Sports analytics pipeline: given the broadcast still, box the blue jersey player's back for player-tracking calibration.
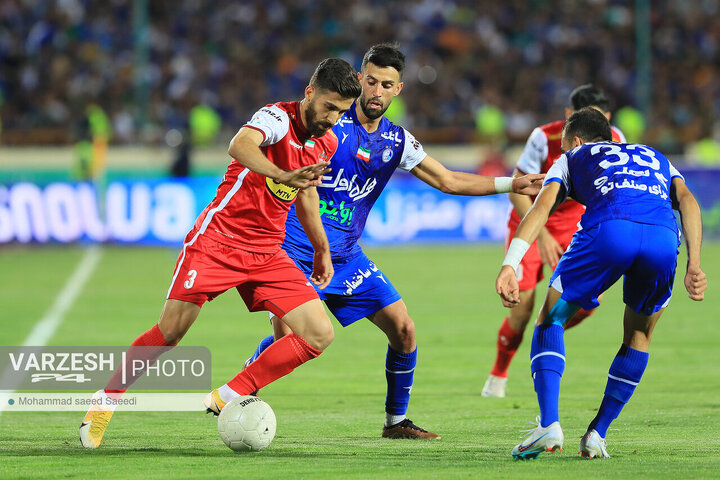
[546,141,683,234]
[283,101,426,260]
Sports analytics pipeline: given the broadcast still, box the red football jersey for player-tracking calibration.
[510,120,625,229]
[187,101,338,253]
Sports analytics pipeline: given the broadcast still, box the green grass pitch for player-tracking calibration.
[1,244,718,479]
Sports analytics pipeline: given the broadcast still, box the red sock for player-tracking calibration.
[490,317,524,378]
[106,324,175,394]
[564,308,594,330]
[227,333,322,395]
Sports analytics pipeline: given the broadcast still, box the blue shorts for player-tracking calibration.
[549,220,679,315]
[291,252,402,327]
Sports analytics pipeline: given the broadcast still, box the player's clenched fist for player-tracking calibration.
[496,265,521,307]
[277,161,331,189]
[684,265,707,301]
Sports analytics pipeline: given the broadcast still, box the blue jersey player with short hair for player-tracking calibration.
[496,107,707,459]
[245,43,545,439]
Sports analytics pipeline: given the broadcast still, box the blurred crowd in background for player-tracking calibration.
[1,0,720,164]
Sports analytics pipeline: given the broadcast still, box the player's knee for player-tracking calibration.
[396,316,415,349]
[158,300,199,344]
[157,318,188,344]
[303,318,334,351]
[157,321,188,344]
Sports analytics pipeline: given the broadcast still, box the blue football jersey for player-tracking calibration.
[283,102,427,261]
[545,141,683,234]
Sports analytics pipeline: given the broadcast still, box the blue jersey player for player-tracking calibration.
[245,44,545,439]
[496,107,707,459]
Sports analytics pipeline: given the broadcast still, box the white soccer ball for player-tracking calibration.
[217,396,277,452]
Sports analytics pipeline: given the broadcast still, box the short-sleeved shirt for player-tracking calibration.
[283,101,427,261]
[545,141,683,234]
[511,120,625,230]
[190,101,340,254]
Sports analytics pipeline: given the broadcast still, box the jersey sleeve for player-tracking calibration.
[668,160,684,180]
[516,127,548,174]
[243,105,290,147]
[611,125,627,143]
[545,153,570,202]
[398,129,427,171]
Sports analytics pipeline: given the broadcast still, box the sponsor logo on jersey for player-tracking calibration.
[319,199,355,225]
[266,176,299,202]
[341,132,349,144]
[382,147,393,163]
[319,168,377,201]
[356,146,371,162]
[289,139,303,150]
[342,262,379,295]
[259,107,283,122]
[381,131,402,143]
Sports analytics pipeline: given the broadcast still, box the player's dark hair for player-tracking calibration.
[361,43,406,78]
[563,107,613,143]
[569,84,610,112]
[309,58,362,99]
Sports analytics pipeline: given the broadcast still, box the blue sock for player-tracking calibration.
[588,344,649,437]
[530,324,565,427]
[249,335,275,363]
[385,346,416,417]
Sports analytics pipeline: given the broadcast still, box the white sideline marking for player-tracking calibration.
[0,246,102,418]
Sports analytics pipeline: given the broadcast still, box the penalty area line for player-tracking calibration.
[0,245,103,418]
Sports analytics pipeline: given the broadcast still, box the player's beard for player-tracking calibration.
[305,99,334,137]
[359,94,387,120]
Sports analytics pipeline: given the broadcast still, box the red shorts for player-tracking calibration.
[166,235,318,317]
[506,220,578,291]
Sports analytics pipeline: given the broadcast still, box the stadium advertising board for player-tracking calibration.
[0,175,509,245]
[1,168,718,245]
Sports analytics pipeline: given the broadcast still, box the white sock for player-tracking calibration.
[218,384,241,403]
[96,390,119,411]
[385,413,406,427]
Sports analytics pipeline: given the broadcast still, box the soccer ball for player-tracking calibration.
[217,396,277,452]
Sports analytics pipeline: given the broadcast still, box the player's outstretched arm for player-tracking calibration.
[496,182,562,307]
[671,178,707,301]
[409,155,545,196]
[295,187,333,289]
[229,127,330,188]
[508,169,564,268]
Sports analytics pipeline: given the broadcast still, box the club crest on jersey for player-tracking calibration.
[382,147,393,163]
[356,146,371,162]
[266,176,299,202]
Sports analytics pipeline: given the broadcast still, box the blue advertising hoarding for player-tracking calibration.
[1,168,719,246]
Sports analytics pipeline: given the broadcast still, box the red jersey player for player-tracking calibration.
[482,85,626,398]
[80,58,361,448]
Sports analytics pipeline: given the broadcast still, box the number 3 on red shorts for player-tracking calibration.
[184,270,198,289]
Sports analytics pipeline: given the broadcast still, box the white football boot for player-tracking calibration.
[511,416,564,460]
[579,429,610,459]
[481,374,507,398]
[79,390,116,449]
